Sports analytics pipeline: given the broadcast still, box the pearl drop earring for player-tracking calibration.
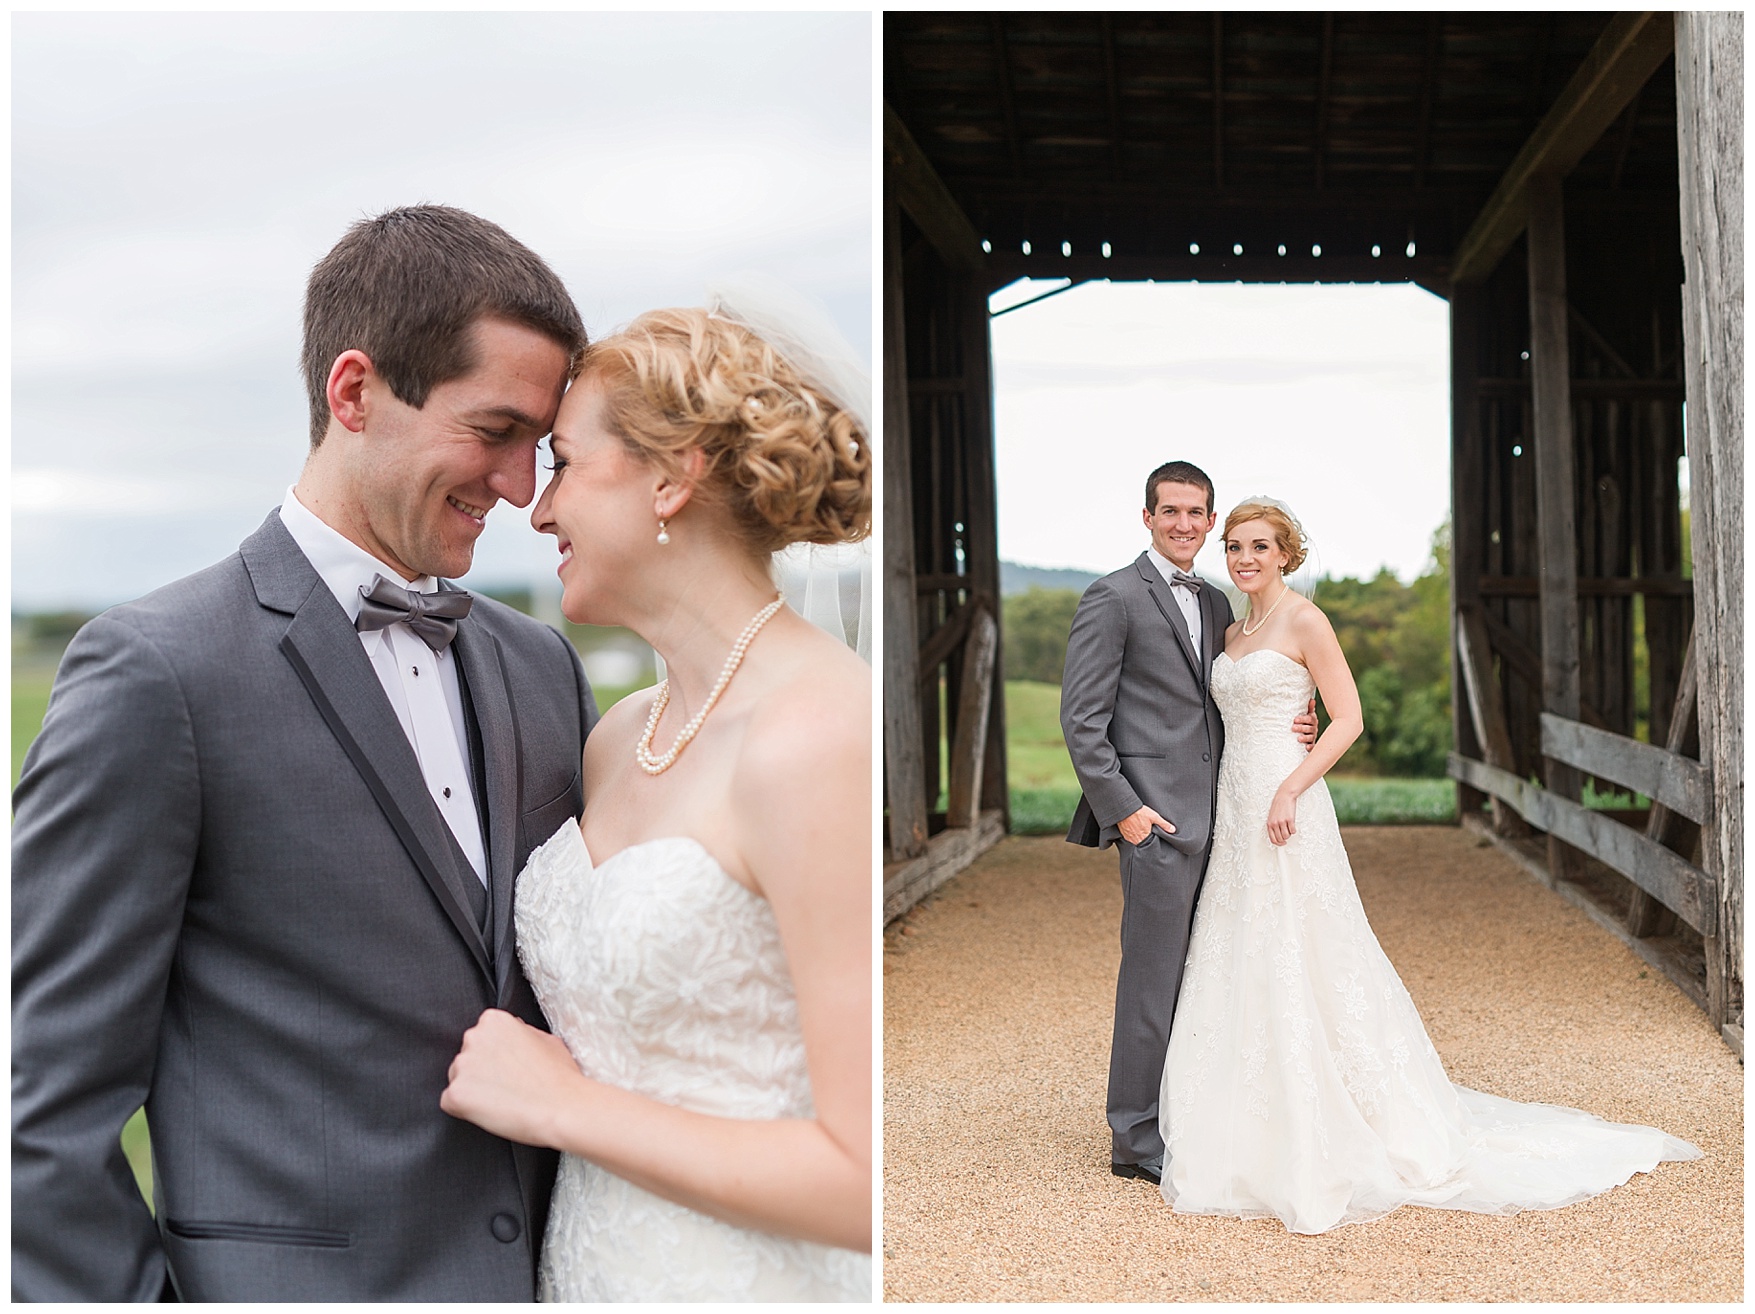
[656,518,671,546]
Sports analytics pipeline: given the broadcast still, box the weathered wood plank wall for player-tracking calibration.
[1674,11,1743,1033]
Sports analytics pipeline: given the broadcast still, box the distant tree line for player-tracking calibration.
[1000,524,1455,778]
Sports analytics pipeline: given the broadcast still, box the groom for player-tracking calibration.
[1061,461,1312,1185]
[13,206,596,1300]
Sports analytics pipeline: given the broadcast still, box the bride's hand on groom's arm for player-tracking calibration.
[441,1009,588,1148]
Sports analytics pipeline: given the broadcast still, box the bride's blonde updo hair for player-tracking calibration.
[574,308,871,555]
[1223,499,1309,575]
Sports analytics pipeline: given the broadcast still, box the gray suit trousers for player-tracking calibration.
[1108,829,1205,1162]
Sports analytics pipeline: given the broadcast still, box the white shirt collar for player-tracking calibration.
[1146,544,1199,591]
[279,485,439,623]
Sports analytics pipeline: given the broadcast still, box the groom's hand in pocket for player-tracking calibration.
[1118,805,1176,846]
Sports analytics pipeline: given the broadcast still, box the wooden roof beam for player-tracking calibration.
[1414,13,1440,191]
[1101,14,1122,181]
[1314,13,1334,190]
[1450,11,1674,284]
[884,102,987,274]
[1211,13,1225,189]
[990,15,1023,179]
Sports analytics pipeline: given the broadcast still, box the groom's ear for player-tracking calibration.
[653,447,708,520]
[325,350,375,436]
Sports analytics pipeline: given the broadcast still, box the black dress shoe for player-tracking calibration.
[1111,1160,1162,1185]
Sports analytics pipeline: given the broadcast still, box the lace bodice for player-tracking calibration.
[1210,647,1316,798]
[514,821,870,1301]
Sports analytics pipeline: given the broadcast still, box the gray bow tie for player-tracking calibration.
[1170,570,1202,594]
[356,574,472,652]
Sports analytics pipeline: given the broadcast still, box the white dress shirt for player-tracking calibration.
[279,488,487,885]
[1147,544,1204,653]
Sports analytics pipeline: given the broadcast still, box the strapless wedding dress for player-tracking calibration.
[515,821,871,1301]
[1159,647,1701,1235]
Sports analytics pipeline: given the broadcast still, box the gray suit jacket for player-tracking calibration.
[12,512,597,1301]
[1060,553,1232,854]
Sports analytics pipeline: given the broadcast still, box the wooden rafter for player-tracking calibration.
[990,14,1022,179]
[1211,13,1225,189]
[1525,13,1557,140]
[1414,13,1440,191]
[1314,12,1334,189]
[884,102,985,273]
[1451,12,1675,284]
[1101,14,1122,181]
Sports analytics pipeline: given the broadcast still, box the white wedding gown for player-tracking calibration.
[1159,648,1701,1235]
[515,821,871,1300]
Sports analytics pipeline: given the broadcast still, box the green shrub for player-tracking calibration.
[1001,587,1083,684]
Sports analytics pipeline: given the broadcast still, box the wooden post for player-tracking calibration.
[959,273,1010,825]
[1675,12,1744,1032]
[1457,606,1531,839]
[1526,174,1584,883]
[1627,626,1698,937]
[946,608,999,830]
[883,182,928,861]
[1449,283,1488,821]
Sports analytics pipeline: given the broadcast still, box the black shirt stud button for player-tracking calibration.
[443,787,452,798]
[491,1213,521,1243]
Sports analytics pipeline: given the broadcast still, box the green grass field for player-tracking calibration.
[1002,678,1458,835]
[13,668,53,790]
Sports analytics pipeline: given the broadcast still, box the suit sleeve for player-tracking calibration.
[12,616,199,1301]
[557,625,599,748]
[1059,578,1142,829]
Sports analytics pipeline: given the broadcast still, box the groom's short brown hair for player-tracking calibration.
[1145,460,1215,516]
[300,205,586,446]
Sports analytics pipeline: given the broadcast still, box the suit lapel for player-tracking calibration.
[1201,581,1226,678]
[245,515,493,986]
[1135,554,1204,687]
[449,615,522,998]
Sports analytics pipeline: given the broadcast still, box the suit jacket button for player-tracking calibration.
[1202,753,1211,762]
[491,1213,521,1243]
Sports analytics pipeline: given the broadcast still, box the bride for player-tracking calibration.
[1158,498,1700,1236]
[439,295,872,1299]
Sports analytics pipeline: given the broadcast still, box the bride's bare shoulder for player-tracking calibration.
[582,684,660,781]
[737,622,871,793]
[1285,594,1342,655]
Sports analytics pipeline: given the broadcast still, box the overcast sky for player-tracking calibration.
[13,11,871,611]
[990,280,1452,585]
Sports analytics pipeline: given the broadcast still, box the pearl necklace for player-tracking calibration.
[635,597,784,775]
[1240,581,1290,637]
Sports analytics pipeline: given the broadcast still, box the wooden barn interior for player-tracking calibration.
[882,11,1742,1050]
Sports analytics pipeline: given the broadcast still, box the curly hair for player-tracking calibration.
[575,308,870,555]
[1223,499,1308,575]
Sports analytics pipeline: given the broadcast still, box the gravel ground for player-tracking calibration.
[882,827,1742,1302]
